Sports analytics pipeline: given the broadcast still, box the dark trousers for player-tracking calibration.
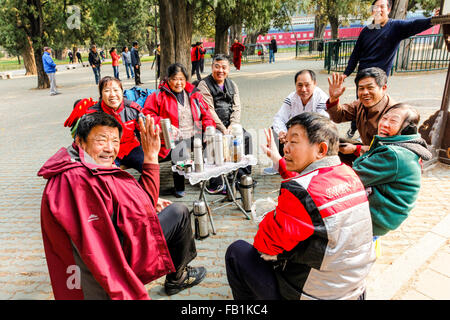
[114,146,144,173]
[160,138,194,192]
[225,240,281,300]
[159,203,197,280]
[191,61,201,81]
[225,240,367,300]
[134,65,141,85]
[92,66,101,84]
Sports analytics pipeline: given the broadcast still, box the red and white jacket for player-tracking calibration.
[254,156,376,300]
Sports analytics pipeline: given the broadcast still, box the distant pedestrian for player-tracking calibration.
[269,36,277,63]
[100,49,106,62]
[89,45,102,85]
[110,47,121,80]
[151,44,161,79]
[122,46,134,79]
[131,41,143,85]
[230,39,245,71]
[190,42,202,81]
[76,51,83,65]
[199,43,206,73]
[42,47,60,96]
[68,50,73,64]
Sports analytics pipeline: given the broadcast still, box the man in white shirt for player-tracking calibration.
[264,70,329,175]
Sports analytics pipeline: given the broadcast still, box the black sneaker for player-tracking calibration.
[164,266,207,296]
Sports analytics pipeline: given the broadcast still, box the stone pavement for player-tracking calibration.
[0,53,448,300]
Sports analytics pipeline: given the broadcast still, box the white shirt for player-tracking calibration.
[272,86,329,135]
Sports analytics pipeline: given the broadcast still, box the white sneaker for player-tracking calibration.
[263,167,279,175]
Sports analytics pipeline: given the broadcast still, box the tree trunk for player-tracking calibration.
[21,36,37,75]
[313,14,326,39]
[389,0,408,19]
[230,23,243,44]
[73,46,78,63]
[328,14,339,39]
[159,0,194,80]
[26,0,49,89]
[214,13,231,55]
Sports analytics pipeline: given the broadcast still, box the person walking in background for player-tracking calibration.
[76,50,83,65]
[122,46,135,79]
[131,41,143,85]
[199,42,206,73]
[190,42,202,81]
[109,47,121,80]
[269,36,277,63]
[230,39,245,71]
[151,44,161,80]
[42,46,60,96]
[89,45,102,85]
[68,50,73,64]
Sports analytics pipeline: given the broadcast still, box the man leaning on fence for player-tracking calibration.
[342,0,439,138]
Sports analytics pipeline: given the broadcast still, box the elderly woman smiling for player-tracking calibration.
[86,76,145,172]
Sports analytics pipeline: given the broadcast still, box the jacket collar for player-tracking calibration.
[101,100,124,116]
[300,155,341,176]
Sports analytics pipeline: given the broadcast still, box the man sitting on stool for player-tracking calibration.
[197,54,253,193]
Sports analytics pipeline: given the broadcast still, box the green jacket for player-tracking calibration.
[352,134,431,236]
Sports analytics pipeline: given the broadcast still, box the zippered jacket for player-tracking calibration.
[42,51,56,73]
[254,156,376,300]
[38,143,175,300]
[352,134,432,236]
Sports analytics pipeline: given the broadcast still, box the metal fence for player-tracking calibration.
[295,39,328,60]
[241,43,270,63]
[323,34,449,74]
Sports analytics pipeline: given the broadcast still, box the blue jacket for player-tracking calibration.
[42,51,56,73]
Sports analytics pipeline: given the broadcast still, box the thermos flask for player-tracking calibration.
[193,138,204,172]
[205,126,216,165]
[214,132,224,166]
[193,200,210,240]
[161,118,175,149]
[239,175,254,212]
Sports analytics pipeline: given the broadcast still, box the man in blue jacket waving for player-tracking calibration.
[42,47,60,96]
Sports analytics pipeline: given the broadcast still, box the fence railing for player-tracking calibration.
[240,43,270,63]
[323,34,449,74]
[296,39,328,60]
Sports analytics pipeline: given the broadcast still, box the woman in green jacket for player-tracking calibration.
[352,103,432,236]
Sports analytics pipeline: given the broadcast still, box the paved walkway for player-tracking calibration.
[0,53,448,300]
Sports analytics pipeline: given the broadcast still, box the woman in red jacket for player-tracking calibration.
[143,63,216,197]
[110,47,121,80]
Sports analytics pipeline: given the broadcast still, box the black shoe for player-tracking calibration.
[347,128,356,138]
[160,187,185,198]
[164,266,207,296]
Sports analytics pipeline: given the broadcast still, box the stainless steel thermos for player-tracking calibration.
[239,175,254,212]
[214,133,224,166]
[193,138,204,172]
[193,200,210,239]
[205,126,216,165]
[160,118,175,149]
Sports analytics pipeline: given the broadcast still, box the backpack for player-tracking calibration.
[124,86,155,107]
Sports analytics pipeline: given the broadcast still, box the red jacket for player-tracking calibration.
[191,46,200,62]
[38,143,175,300]
[86,100,142,159]
[111,51,120,67]
[142,81,216,159]
[230,42,245,59]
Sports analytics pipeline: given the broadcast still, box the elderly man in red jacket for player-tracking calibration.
[38,112,206,299]
[225,112,375,300]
